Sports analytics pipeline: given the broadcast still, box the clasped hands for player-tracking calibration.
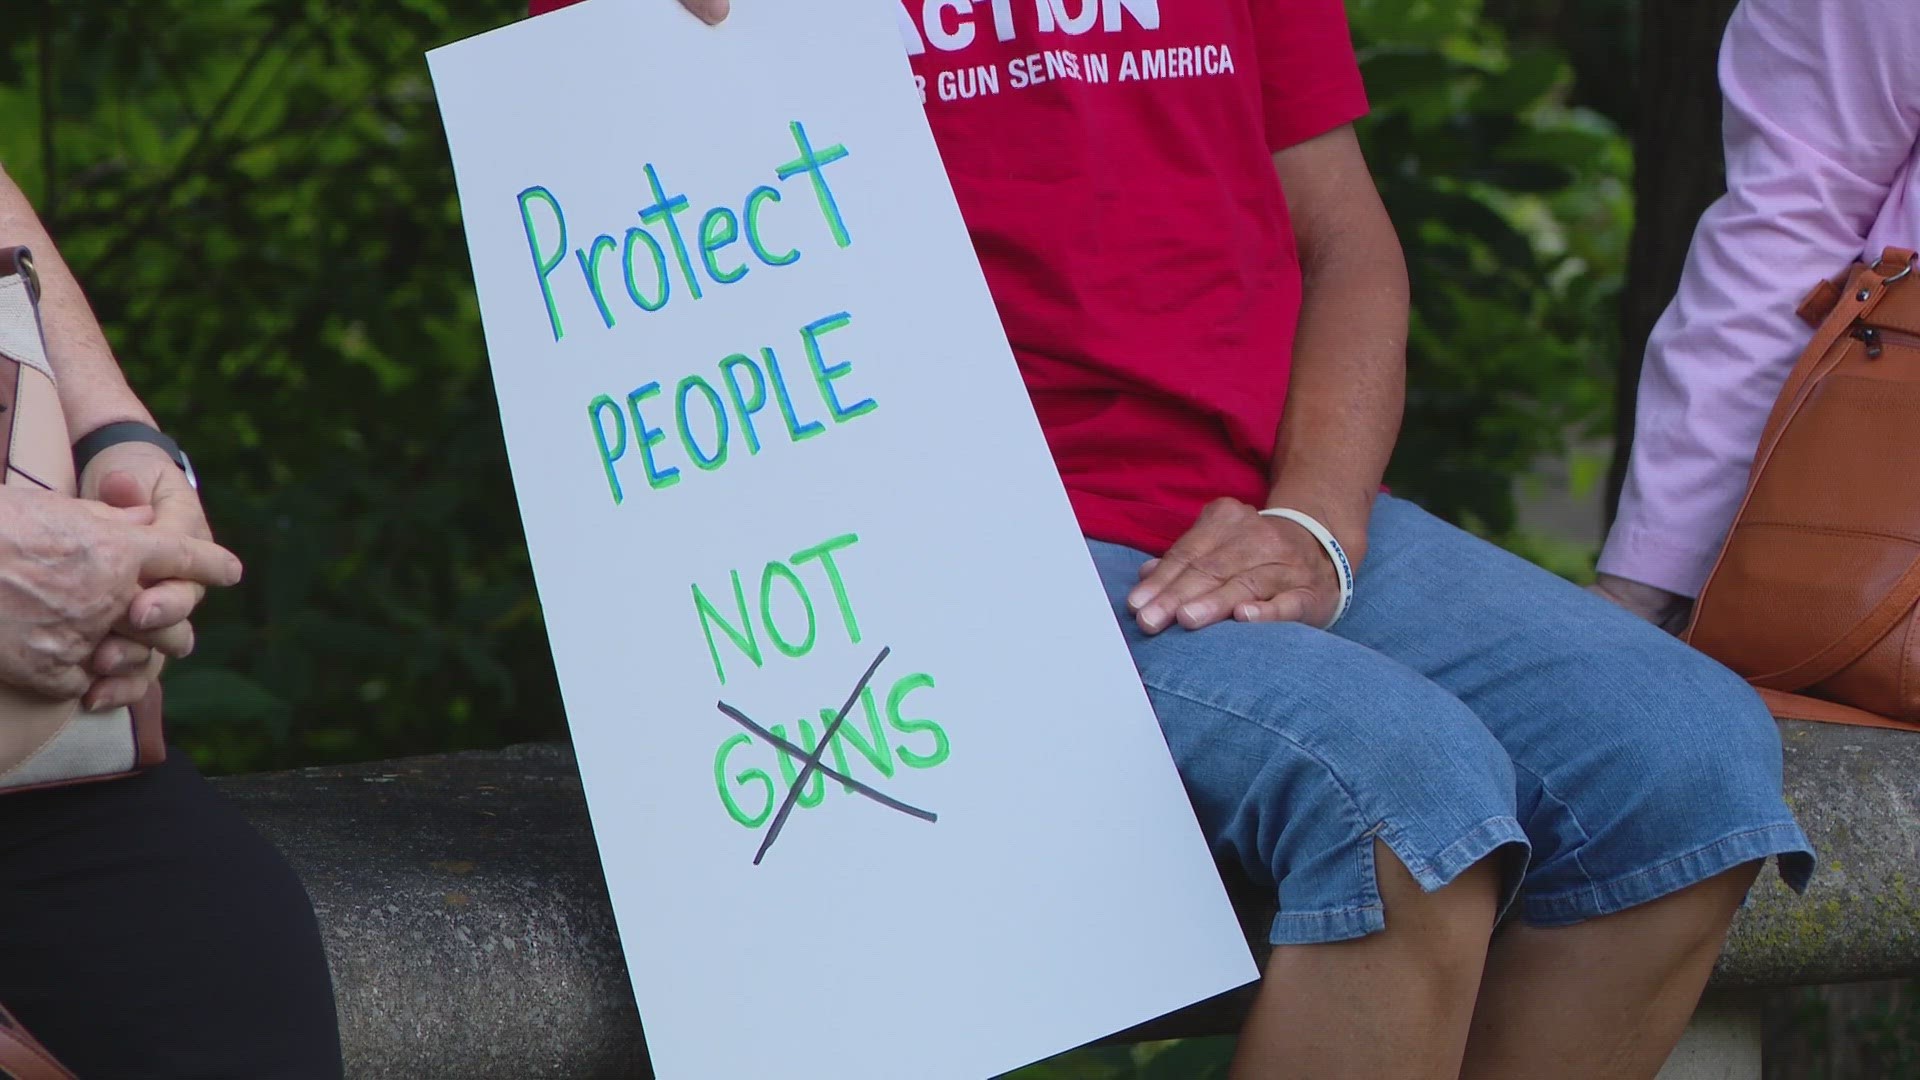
[0,442,241,711]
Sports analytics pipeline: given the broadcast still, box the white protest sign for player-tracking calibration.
[427,2,1256,1076]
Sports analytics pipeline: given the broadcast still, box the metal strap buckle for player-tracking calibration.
[1873,253,1915,285]
[15,251,38,304]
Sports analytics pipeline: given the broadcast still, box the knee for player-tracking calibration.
[1693,859,1764,922]
[1645,859,1764,960]
[1374,838,1501,980]
[1646,734,1770,812]
[1608,653,1786,813]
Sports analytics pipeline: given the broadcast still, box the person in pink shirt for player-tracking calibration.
[1598,0,1920,628]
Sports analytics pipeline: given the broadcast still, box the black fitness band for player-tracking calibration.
[72,421,197,491]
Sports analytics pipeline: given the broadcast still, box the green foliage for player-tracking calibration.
[0,0,546,771]
[0,0,1628,777]
[1353,0,1629,541]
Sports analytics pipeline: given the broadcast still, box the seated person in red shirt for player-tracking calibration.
[539,1,1815,1076]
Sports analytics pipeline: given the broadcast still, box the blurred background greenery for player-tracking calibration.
[8,0,1893,1076]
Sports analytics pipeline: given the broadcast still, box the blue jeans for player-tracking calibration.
[1088,496,1814,945]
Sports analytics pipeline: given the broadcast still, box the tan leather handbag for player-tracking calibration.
[1687,246,1920,731]
[0,245,166,791]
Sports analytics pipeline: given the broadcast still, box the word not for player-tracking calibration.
[694,533,865,684]
[717,646,938,863]
[695,533,953,830]
[899,0,1160,54]
[518,120,852,342]
[587,312,874,504]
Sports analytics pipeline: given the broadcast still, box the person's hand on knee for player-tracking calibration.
[1127,498,1349,634]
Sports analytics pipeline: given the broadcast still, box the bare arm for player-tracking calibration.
[0,168,232,708]
[1128,124,1407,633]
[0,167,155,438]
[1264,123,1408,564]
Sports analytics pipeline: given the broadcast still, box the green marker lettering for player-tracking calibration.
[773,719,827,809]
[826,687,894,793]
[638,163,703,301]
[699,207,748,285]
[622,226,671,312]
[715,734,775,828]
[759,560,817,659]
[775,121,853,248]
[761,346,825,442]
[573,234,620,329]
[588,394,628,505]
[517,186,569,342]
[801,312,876,422]
[675,375,730,472]
[720,353,768,455]
[625,382,681,490]
[693,571,761,685]
[743,185,800,267]
[888,673,949,769]
[790,533,862,644]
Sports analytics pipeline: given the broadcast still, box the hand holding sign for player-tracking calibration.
[677,0,730,24]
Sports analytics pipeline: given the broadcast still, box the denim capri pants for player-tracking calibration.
[1089,495,1814,945]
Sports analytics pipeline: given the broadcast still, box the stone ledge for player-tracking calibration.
[211,719,1920,1078]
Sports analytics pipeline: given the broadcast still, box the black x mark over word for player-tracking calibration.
[717,645,938,865]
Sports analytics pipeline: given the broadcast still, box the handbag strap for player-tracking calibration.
[1749,556,1920,691]
[1687,248,1918,652]
[0,247,50,381]
[1762,248,1913,460]
[1758,686,1920,731]
[0,248,37,487]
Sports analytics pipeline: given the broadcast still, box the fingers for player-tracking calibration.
[133,532,243,594]
[95,469,152,510]
[1156,567,1250,632]
[1174,570,1294,631]
[82,653,162,712]
[89,635,155,678]
[1129,551,1219,633]
[1128,531,1225,630]
[84,499,156,526]
[111,610,196,658]
[681,0,730,24]
[1127,500,1340,634]
[1233,588,1323,626]
[124,579,209,635]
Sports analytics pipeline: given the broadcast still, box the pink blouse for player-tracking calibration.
[1598,0,1920,596]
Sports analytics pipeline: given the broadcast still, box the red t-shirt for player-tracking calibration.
[527,0,1368,554]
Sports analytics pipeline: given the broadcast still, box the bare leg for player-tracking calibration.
[1230,839,1502,1080]
[1461,862,1762,1080]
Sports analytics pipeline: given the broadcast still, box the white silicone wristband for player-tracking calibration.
[1258,508,1355,629]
